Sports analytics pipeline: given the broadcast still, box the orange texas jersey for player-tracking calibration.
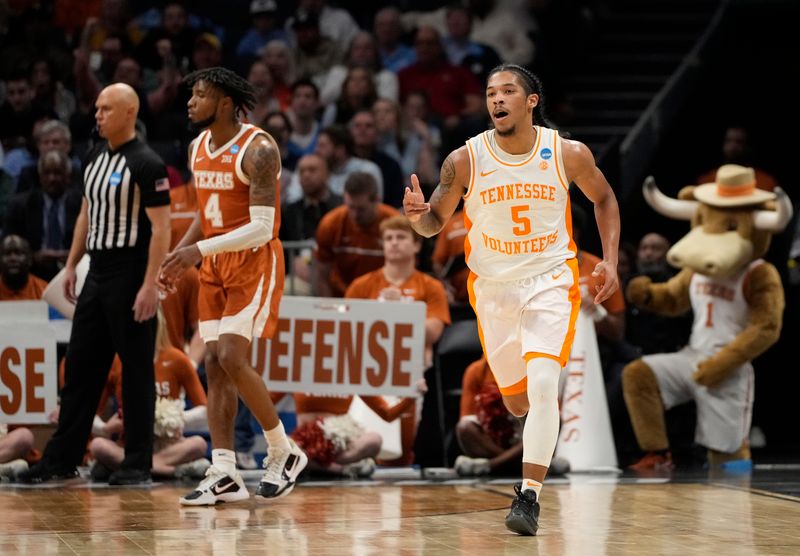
[191,123,281,239]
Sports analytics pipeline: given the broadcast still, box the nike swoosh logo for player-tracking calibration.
[281,454,298,481]
[552,270,566,280]
[480,169,498,177]
[196,157,205,162]
[209,477,238,496]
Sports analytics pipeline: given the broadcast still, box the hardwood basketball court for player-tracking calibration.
[1,468,799,555]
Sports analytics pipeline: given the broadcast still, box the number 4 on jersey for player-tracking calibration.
[204,192,223,228]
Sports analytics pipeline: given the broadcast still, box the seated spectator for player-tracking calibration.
[0,72,51,155]
[72,28,132,111]
[345,215,451,464]
[4,151,82,280]
[286,125,383,204]
[321,67,378,128]
[0,235,48,301]
[320,31,399,106]
[697,125,778,192]
[373,7,416,73]
[261,39,296,110]
[314,172,398,297]
[398,26,483,135]
[29,57,77,124]
[624,233,691,358]
[466,0,536,66]
[442,3,501,83]
[262,111,300,198]
[349,110,404,208]
[286,0,359,54]
[285,78,322,158]
[191,32,223,72]
[16,120,82,193]
[245,60,281,127]
[453,356,569,477]
[287,392,416,477]
[402,90,443,152]
[236,0,290,60]
[280,154,343,294]
[454,357,521,476]
[373,98,439,187]
[0,425,36,480]
[135,2,198,73]
[80,1,144,54]
[88,311,210,481]
[290,11,342,88]
[346,215,450,367]
[401,0,537,67]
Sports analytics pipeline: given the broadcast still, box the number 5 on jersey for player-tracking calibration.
[511,204,532,236]
[204,192,223,228]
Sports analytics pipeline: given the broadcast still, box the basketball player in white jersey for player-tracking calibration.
[404,64,621,535]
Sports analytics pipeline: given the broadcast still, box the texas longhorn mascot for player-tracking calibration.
[623,164,792,469]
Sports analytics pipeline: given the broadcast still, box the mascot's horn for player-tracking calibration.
[753,187,794,232]
[642,176,698,221]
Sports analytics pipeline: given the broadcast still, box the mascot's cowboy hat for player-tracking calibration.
[693,164,775,207]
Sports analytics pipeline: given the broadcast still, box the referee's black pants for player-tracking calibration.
[44,255,156,472]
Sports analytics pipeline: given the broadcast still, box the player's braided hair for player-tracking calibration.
[183,67,256,118]
[487,64,558,129]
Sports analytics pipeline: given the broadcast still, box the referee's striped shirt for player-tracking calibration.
[82,137,170,255]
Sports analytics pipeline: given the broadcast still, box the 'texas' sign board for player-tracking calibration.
[251,296,426,397]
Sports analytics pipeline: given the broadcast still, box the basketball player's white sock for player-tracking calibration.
[522,356,562,495]
[211,449,237,477]
[264,421,291,452]
[521,478,543,499]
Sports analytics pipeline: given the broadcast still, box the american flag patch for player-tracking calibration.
[155,177,170,192]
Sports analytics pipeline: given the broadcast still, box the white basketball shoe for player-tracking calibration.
[179,464,250,506]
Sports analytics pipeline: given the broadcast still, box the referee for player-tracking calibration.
[20,83,172,486]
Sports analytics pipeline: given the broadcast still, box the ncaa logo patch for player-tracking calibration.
[230,144,240,154]
[540,148,552,160]
[109,172,122,186]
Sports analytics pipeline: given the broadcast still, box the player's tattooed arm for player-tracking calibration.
[406,148,468,237]
[243,136,281,208]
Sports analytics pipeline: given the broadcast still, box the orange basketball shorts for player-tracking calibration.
[197,240,285,343]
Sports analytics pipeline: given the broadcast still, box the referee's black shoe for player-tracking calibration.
[505,482,540,536]
[17,460,79,484]
[109,467,152,486]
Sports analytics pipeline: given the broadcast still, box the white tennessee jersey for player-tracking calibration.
[689,260,763,356]
[462,126,576,280]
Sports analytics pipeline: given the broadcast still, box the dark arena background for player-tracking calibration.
[0,0,798,553]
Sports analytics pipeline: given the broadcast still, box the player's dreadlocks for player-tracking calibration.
[487,64,558,130]
[184,67,256,118]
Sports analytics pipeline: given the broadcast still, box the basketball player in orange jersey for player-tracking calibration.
[158,67,307,505]
[404,64,621,535]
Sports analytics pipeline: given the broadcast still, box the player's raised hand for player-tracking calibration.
[403,174,430,222]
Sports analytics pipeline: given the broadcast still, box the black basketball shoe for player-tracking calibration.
[109,467,151,486]
[505,482,540,536]
[17,460,79,484]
